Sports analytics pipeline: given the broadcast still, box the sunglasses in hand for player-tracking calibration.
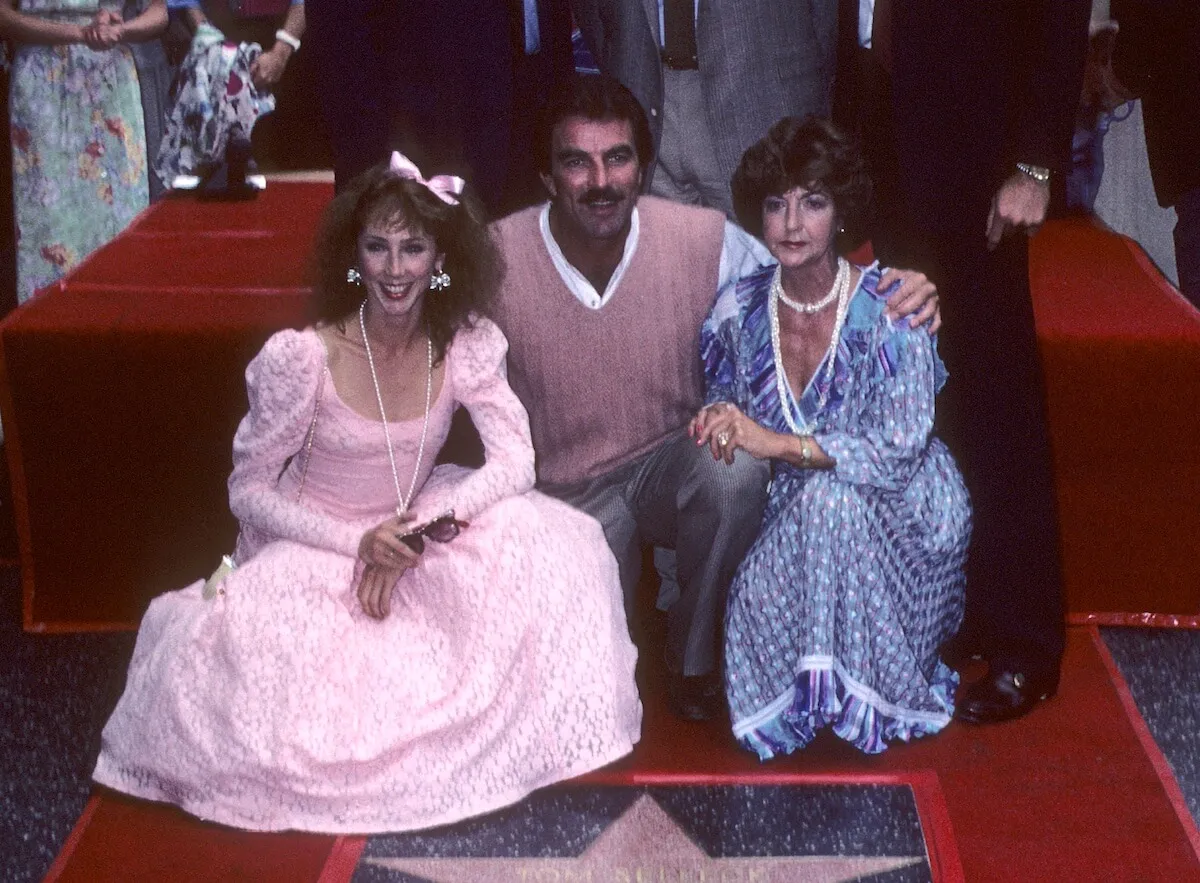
[398,511,468,553]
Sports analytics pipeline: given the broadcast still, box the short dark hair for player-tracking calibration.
[731,116,871,247]
[311,163,503,363]
[534,75,655,176]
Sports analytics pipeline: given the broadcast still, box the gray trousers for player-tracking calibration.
[541,430,769,677]
[650,69,734,216]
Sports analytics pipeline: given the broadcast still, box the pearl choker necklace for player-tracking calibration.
[768,258,853,435]
[772,257,851,314]
[358,302,433,518]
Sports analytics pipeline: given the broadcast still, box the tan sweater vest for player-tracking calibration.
[490,197,725,485]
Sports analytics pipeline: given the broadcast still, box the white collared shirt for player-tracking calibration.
[538,203,772,310]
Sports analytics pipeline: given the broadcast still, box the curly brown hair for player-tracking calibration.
[311,162,504,363]
[731,116,871,250]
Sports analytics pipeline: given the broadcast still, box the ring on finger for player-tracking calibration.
[716,431,731,447]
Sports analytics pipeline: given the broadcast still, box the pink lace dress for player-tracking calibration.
[93,319,642,833]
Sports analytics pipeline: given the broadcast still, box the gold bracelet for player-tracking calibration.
[800,436,813,464]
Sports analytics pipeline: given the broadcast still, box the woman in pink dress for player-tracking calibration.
[93,153,642,833]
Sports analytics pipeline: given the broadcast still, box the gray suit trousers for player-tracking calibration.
[541,429,769,677]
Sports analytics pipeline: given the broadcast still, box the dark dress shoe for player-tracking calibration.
[667,674,721,722]
[939,631,986,670]
[955,669,1056,725]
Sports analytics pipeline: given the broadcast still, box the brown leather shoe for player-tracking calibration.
[955,669,1056,725]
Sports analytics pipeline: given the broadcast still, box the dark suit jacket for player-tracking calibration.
[306,0,572,210]
[1112,0,1200,207]
[845,0,1090,232]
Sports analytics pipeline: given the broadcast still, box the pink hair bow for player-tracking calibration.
[387,151,465,206]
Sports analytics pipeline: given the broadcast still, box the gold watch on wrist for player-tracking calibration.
[1016,162,1051,184]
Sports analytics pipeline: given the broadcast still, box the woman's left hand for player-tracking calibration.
[250,44,291,91]
[82,9,124,50]
[689,403,780,464]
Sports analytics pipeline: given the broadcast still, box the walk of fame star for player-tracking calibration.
[363,794,924,882]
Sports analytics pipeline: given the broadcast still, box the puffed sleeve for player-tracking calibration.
[700,280,743,408]
[430,318,536,522]
[227,330,365,557]
[814,319,944,492]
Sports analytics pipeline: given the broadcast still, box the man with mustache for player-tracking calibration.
[489,76,938,720]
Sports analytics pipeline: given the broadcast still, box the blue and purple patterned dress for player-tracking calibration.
[704,262,971,756]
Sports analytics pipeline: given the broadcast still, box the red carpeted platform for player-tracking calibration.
[0,184,328,631]
[1029,218,1200,620]
[43,627,1200,882]
[1,185,1197,630]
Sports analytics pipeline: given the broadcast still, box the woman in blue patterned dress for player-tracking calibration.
[2,0,165,303]
[690,116,971,756]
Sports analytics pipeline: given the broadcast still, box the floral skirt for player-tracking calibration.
[154,23,275,183]
[10,41,148,302]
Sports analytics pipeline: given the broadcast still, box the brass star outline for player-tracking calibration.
[364,793,925,882]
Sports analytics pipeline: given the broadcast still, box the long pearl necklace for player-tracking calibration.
[773,255,850,314]
[769,258,853,436]
[358,302,433,518]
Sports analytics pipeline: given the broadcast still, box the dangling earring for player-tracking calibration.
[430,269,451,291]
[346,267,362,285]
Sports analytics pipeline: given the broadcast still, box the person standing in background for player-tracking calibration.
[1111,0,1200,307]
[304,0,573,216]
[571,0,836,215]
[836,0,1091,723]
[2,0,167,303]
[124,0,172,199]
[169,0,304,95]
[154,0,304,184]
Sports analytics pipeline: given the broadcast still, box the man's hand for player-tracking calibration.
[249,43,292,91]
[986,171,1050,251]
[880,267,941,334]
